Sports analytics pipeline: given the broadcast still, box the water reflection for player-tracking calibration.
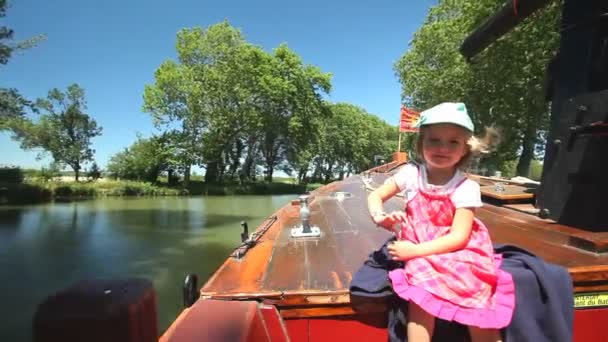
[0,194,294,341]
[0,208,24,228]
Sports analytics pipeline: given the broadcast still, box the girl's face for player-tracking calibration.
[421,124,470,171]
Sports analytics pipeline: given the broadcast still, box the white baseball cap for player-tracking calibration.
[414,102,474,132]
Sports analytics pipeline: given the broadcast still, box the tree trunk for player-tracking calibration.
[74,164,80,182]
[242,138,257,181]
[516,106,543,177]
[217,153,226,183]
[265,165,274,182]
[312,159,323,183]
[516,128,535,177]
[262,139,277,183]
[323,161,333,183]
[183,164,191,188]
[205,161,219,183]
[338,163,345,180]
[167,169,176,186]
[242,156,254,181]
[297,167,307,184]
[228,141,243,181]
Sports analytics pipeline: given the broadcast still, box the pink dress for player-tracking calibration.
[388,167,515,329]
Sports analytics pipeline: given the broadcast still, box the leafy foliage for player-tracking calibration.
[37,163,61,182]
[106,136,171,182]
[394,0,561,176]
[0,88,36,128]
[0,0,44,130]
[143,22,335,183]
[0,166,23,183]
[87,162,101,180]
[311,103,397,182]
[8,84,102,181]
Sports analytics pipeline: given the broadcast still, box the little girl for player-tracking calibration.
[367,102,514,342]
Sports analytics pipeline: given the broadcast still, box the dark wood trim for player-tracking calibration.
[460,0,553,59]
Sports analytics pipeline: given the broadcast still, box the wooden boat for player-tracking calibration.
[159,0,608,341]
[158,154,607,342]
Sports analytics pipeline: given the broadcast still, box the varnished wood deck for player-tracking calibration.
[200,172,608,318]
[480,184,535,200]
[468,174,537,201]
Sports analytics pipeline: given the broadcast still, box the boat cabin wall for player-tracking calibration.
[536,0,608,231]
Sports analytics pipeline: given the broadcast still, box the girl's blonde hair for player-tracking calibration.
[415,126,501,170]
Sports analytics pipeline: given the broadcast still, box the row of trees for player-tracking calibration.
[395,0,561,176]
[106,22,397,185]
[3,0,562,185]
[2,4,396,186]
[107,101,397,185]
[125,0,562,184]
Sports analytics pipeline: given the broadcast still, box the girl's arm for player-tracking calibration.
[367,178,406,229]
[388,207,474,260]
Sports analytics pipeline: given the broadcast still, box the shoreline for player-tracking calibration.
[0,178,320,205]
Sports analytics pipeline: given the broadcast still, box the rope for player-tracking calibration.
[230,215,278,259]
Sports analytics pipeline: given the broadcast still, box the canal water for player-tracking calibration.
[0,195,294,341]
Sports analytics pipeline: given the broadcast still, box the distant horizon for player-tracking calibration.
[1,0,436,170]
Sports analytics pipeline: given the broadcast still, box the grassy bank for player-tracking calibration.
[0,178,321,205]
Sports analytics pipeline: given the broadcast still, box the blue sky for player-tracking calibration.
[1,0,436,169]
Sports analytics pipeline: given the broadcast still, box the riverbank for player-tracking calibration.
[0,178,320,205]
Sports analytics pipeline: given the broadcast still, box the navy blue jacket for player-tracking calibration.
[350,239,573,342]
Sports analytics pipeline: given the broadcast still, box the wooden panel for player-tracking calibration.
[280,305,359,319]
[482,209,598,266]
[262,176,393,293]
[481,204,608,255]
[315,180,394,285]
[200,171,608,310]
[503,203,540,215]
[200,205,299,297]
[257,216,311,291]
[478,204,608,290]
[297,199,350,290]
[480,184,535,200]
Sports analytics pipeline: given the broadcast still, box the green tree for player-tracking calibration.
[310,103,397,183]
[144,22,250,184]
[0,0,44,127]
[106,135,171,183]
[258,44,332,182]
[0,0,43,65]
[9,84,102,181]
[144,22,332,184]
[394,0,561,176]
[0,0,11,64]
[0,88,36,127]
[87,161,101,180]
[37,162,61,182]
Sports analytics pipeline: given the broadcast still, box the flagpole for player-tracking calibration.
[397,131,402,152]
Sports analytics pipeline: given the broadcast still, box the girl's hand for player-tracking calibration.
[371,210,408,231]
[387,240,419,261]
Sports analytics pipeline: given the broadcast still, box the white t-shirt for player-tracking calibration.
[392,163,482,209]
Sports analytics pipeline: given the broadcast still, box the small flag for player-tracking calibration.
[399,106,420,132]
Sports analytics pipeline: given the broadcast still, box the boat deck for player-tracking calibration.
[200,172,608,317]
